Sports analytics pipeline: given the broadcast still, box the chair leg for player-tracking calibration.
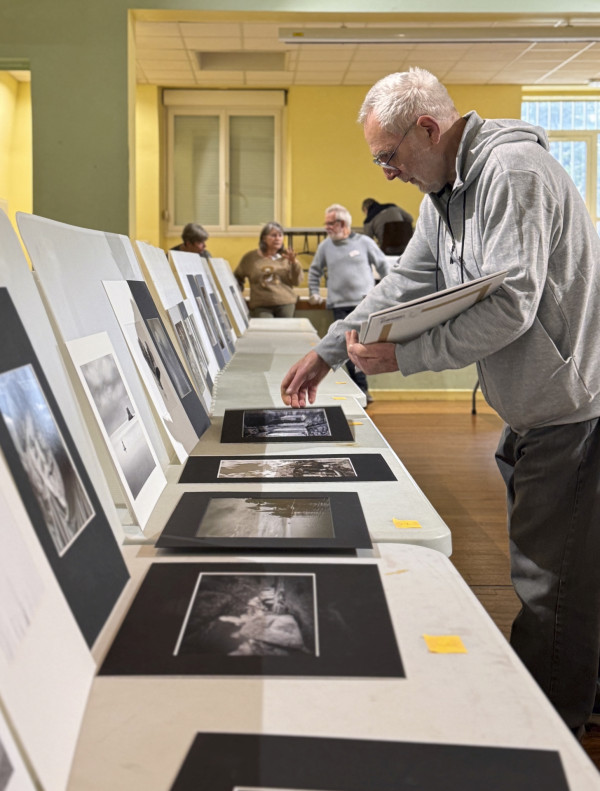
[471,378,480,415]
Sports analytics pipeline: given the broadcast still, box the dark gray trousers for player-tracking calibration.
[495,419,600,728]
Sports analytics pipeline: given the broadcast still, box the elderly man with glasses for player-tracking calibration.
[282,67,600,739]
[307,203,390,403]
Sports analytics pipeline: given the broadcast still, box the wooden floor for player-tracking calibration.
[367,397,600,769]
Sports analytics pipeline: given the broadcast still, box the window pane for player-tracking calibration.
[229,116,274,225]
[549,140,587,201]
[174,116,220,226]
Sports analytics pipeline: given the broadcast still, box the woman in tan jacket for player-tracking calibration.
[234,222,303,318]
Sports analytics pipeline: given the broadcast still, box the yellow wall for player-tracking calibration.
[135,84,161,246]
[144,82,525,266]
[0,73,32,231]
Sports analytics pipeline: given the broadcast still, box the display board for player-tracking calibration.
[0,288,129,647]
[16,212,171,469]
[208,256,249,336]
[0,210,124,542]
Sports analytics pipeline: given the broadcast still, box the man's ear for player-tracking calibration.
[417,115,441,144]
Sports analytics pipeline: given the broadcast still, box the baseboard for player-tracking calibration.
[370,389,475,401]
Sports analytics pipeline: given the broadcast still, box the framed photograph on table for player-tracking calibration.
[178,453,397,483]
[220,406,354,443]
[155,491,372,551]
[99,561,403,678]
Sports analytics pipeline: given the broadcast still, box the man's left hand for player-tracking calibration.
[345,330,399,374]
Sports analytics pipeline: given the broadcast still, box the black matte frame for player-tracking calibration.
[220,406,354,443]
[170,733,569,791]
[0,288,129,647]
[99,562,403,678]
[178,453,396,484]
[155,491,372,550]
[127,279,211,439]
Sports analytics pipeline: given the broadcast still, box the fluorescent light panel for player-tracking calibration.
[278,27,600,44]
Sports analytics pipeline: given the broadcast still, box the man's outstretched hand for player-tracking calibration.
[280,350,331,408]
[345,330,399,374]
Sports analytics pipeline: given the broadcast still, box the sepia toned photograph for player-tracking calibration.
[178,453,396,484]
[146,317,192,399]
[196,496,334,539]
[242,408,331,439]
[174,572,318,658]
[0,364,94,556]
[79,352,157,499]
[217,456,357,479]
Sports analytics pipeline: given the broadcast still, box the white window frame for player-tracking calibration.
[546,130,598,227]
[163,90,285,237]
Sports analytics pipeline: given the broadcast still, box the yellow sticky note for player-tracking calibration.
[423,634,467,654]
[393,519,422,529]
[348,420,363,426]
[332,396,346,400]
[385,569,409,576]
[335,380,348,385]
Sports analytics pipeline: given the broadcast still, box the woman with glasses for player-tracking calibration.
[234,222,303,319]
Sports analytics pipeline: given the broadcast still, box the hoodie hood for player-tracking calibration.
[455,111,550,192]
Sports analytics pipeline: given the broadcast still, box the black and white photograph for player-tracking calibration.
[67,333,167,529]
[199,496,333,539]
[178,453,397,484]
[155,491,371,551]
[0,288,129,648]
[217,456,357,479]
[170,733,570,791]
[147,317,191,400]
[0,476,44,663]
[79,353,158,499]
[0,736,12,791]
[125,280,211,441]
[220,406,354,444]
[243,408,330,439]
[99,561,401,677]
[0,364,94,557]
[187,273,228,368]
[174,572,318,658]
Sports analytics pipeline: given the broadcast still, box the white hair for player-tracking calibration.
[358,67,458,134]
[325,203,352,228]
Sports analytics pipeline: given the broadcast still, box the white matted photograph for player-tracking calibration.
[67,332,166,530]
[217,456,357,479]
[0,364,94,557]
[174,572,318,658]
[243,408,331,439]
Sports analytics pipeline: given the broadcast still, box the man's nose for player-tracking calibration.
[383,168,398,181]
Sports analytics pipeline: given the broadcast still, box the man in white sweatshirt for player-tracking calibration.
[308,203,389,401]
[281,67,600,736]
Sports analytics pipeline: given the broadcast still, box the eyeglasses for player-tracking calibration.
[372,122,416,171]
[324,220,342,227]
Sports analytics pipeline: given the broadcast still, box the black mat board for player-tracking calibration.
[0,288,129,647]
[220,406,354,444]
[127,279,210,439]
[99,561,403,678]
[170,733,569,791]
[155,491,372,551]
[178,453,396,483]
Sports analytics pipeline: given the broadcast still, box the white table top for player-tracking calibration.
[67,542,600,791]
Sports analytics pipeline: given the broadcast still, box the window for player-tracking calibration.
[164,90,284,234]
[521,99,600,234]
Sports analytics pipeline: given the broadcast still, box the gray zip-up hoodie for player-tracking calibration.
[315,111,600,433]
